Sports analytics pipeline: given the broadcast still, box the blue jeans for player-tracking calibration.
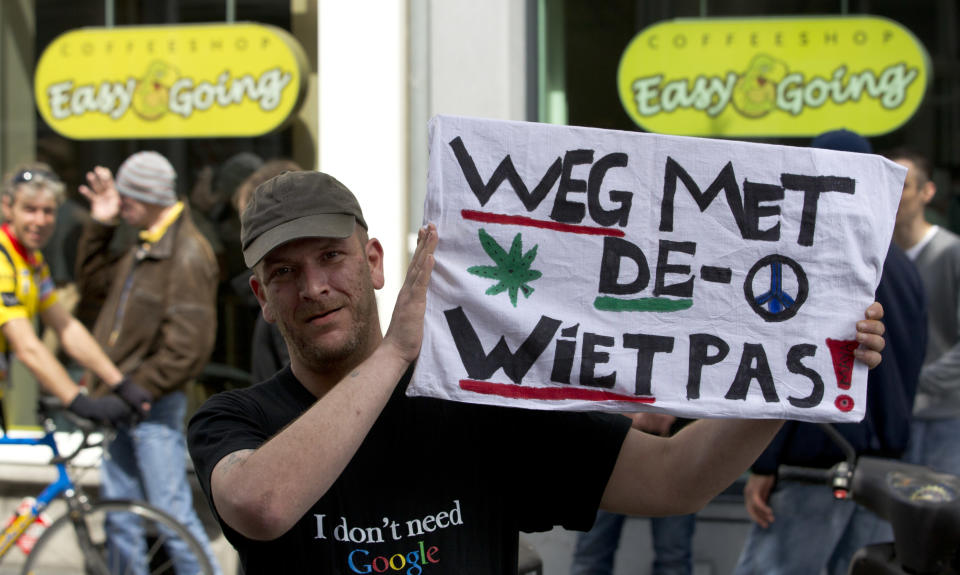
[570,510,696,575]
[101,391,222,575]
[733,480,893,575]
[905,417,960,477]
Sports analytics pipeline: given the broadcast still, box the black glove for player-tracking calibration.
[114,378,153,419]
[68,393,136,427]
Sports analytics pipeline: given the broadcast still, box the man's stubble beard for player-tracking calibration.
[279,277,380,373]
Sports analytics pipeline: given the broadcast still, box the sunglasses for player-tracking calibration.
[11,169,60,186]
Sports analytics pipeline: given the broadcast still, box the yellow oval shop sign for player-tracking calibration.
[617,17,930,137]
[34,23,307,139]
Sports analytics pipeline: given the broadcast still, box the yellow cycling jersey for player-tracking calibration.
[0,224,58,358]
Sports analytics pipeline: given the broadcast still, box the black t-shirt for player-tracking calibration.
[188,367,630,574]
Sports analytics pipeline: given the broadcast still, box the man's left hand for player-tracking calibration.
[854,301,885,369]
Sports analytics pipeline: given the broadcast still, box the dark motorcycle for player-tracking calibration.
[779,423,960,574]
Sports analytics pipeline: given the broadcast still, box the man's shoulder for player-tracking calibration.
[933,226,960,247]
[171,213,218,268]
[204,373,291,408]
[917,227,960,270]
[194,368,310,423]
[0,235,23,274]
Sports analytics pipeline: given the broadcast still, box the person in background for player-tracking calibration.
[570,413,697,575]
[191,151,264,284]
[232,159,300,383]
[0,162,140,428]
[191,152,264,373]
[733,130,927,575]
[75,151,222,575]
[186,170,886,573]
[886,147,960,478]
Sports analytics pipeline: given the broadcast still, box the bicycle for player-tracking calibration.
[779,423,960,574]
[0,397,214,575]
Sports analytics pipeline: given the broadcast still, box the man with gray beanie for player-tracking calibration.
[186,170,886,574]
[76,150,222,574]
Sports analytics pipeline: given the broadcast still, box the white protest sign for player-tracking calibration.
[408,115,904,422]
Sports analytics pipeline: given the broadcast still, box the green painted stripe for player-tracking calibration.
[593,296,693,312]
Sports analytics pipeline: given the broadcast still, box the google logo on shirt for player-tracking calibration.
[347,541,440,575]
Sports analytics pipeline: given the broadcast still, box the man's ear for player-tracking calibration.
[249,272,276,324]
[921,180,937,206]
[365,238,385,290]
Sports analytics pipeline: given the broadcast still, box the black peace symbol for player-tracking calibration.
[743,254,809,322]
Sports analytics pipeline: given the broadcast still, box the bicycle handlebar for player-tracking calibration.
[36,396,106,465]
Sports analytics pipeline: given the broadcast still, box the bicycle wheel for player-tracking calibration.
[22,499,214,575]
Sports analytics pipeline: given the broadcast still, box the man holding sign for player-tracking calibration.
[188,118,887,574]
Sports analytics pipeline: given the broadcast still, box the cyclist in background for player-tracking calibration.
[0,162,142,429]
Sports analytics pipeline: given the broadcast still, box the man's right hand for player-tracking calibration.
[115,378,152,419]
[67,393,136,427]
[743,473,776,528]
[78,166,122,224]
[382,223,438,363]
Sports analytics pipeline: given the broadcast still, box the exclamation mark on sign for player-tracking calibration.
[826,338,859,412]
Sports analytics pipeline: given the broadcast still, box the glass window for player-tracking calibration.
[0,0,307,429]
[538,0,960,226]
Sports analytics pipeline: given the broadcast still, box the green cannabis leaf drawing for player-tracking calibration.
[467,228,542,307]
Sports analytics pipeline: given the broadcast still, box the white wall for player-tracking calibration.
[428,0,528,120]
[317,0,529,327]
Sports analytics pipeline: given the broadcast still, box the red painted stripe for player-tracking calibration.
[461,210,625,237]
[460,379,655,403]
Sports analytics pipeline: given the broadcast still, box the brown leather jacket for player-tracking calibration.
[76,208,218,398]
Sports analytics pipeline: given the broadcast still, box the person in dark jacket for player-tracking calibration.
[733,130,928,575]
[76,151,223,574]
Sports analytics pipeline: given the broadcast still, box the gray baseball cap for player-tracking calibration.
[240,171,368,268]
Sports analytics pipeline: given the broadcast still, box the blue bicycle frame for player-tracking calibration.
[0,429,76,557]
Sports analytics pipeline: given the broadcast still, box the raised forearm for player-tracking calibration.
[74,221,120,303]
[211,344,411,540]
[212,225,437,540]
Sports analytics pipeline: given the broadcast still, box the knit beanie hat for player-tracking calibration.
[115,151,177,206]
